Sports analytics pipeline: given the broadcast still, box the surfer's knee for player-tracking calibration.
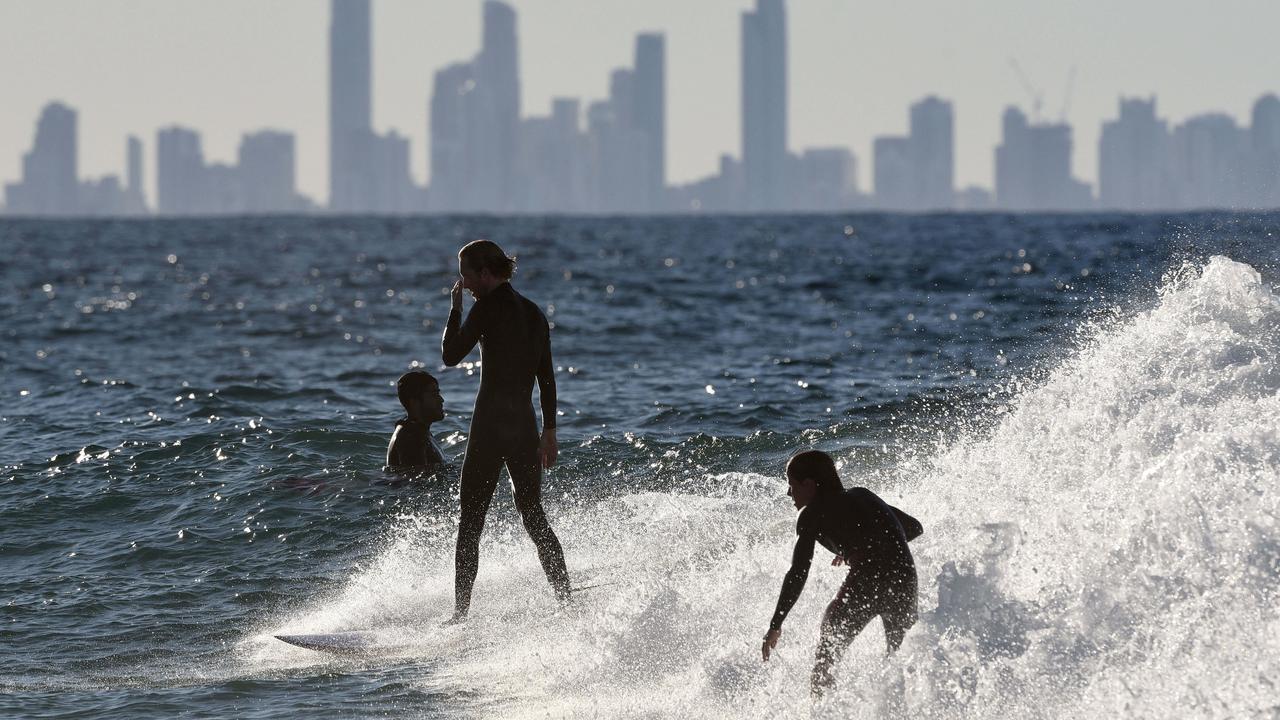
[821,597,850,638]
[516,499,550,529]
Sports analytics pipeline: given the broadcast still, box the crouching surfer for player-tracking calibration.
[761,449,924,697]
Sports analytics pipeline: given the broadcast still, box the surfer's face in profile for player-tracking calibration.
[458,258,496,299]
[786,473,817,510]
[418,380,445,422]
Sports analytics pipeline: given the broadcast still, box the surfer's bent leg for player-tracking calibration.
[811,575,878,696]
[881,569,919,653]
[509,448,571,601]
[455,444,503,616]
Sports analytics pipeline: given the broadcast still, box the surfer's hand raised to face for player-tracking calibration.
[450,281,463,309]
[540,428,558,468]
[762,628,781,661]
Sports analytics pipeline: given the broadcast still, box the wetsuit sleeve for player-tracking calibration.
[768,512,818,634]
[889,504,924,541]
[537,318,557,430]
[442,297,489,366]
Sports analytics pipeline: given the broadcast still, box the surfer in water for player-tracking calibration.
[761,449,923,697]
[441,239,570,621]
[385,369,446,471]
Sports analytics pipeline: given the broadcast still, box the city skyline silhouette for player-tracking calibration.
[2,0,1277,215]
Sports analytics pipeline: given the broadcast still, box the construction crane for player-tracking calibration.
[1007,58,1043,122]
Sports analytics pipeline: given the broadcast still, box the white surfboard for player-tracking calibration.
[274,628,414,655]
[275,581,615,654]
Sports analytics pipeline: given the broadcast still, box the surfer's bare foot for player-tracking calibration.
[441,611,467,627]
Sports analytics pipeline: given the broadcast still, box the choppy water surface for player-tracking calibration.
[2,214,1278,718]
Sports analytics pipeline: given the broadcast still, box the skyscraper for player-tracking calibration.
[429,62,475,212]
[1250,94,1280,208]
[1170,113,1247,209]
[126,135,146,212]
[329,0,373,212]
[742,0,787,212]
[516,102,587,213]
[239,130,297,213]
[995,106,1092,210]
[156,126,205,215]
[4,102,79,216]
[369,130,416,213]
[873,137,911,210]
[909,96,954,210]
[472,1,520,212]
[1098,97,1171,210]
[633,33,666,212]
[870,96,953,210]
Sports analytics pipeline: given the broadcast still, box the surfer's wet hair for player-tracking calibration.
[786,450,844,494]
[459,239,516,280]
[397,370,438,409]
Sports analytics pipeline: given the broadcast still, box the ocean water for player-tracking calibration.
[2,213,1278,718]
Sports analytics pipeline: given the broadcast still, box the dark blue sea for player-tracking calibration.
[3,214,1279,718]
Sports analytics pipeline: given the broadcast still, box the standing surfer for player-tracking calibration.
[761,449,923,697]
[442,239,571,621]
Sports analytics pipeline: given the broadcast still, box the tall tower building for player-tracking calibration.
[126,135,145,210]
[329,0,373,212]
[741,0,787,212]
[633,33,666,212]
[909,96,954,210]
[472,0,520,211]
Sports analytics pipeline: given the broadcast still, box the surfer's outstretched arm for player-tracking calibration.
[763,520,817,660]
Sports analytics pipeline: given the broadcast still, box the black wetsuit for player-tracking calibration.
[442,282,569,613]
[770,487,921,691]
[385,418,445,470]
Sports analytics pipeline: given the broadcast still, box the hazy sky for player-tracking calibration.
[2,0,1276,205]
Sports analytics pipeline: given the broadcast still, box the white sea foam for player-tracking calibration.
[261,256,1280,718]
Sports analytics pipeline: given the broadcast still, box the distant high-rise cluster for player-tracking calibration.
[154,125,313,215]
[4,103,145,216]
[1097,95,1280,211]
[428,4,666,215]
[3,0,1279,217]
